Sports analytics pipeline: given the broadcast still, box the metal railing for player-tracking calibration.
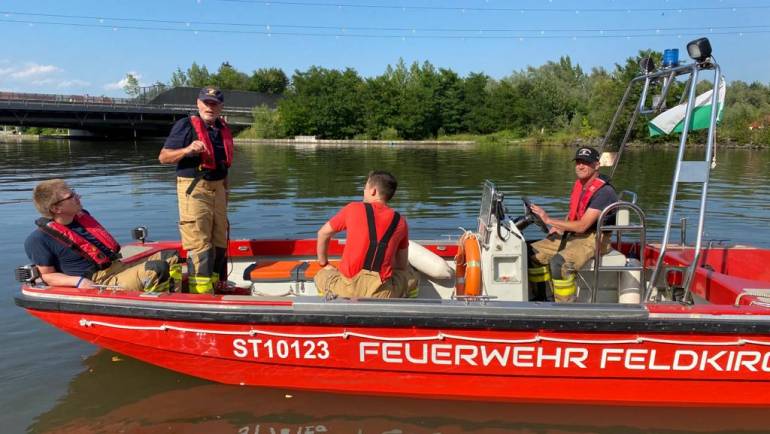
[0,91,254,114]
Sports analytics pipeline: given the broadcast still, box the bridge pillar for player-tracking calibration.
[68,129,99,138]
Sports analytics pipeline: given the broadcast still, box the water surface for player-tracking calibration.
[2,140,769,433]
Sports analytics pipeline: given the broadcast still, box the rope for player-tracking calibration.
[77,318,770,347]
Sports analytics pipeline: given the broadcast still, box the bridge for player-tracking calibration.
[0,86,280,138]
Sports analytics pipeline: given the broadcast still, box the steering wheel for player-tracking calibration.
[522,197,549,233]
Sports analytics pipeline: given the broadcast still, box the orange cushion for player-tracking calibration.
[244,260,340,282]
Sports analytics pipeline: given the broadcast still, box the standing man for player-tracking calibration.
[528,147,617,302]
[159,86,233,294]
[314,170,418,299]
[24,179,178,291]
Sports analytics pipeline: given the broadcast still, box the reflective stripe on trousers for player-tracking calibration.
[553,275,577,303]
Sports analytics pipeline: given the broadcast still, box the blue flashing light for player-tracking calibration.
[662,49,679,68]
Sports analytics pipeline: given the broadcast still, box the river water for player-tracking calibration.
[2,139,769,433]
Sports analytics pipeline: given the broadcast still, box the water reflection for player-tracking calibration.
[30,351,770,434]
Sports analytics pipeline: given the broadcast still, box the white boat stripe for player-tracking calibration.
[77,319,770,346]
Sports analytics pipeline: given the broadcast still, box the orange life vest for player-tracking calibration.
[189,115,234,170]
[567,175,608,221]
[36,211,121,269]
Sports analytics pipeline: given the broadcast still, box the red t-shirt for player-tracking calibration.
[328,201,409,281]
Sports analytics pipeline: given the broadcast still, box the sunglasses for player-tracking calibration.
[52,189,80,206]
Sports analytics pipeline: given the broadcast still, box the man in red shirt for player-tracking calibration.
[314,171,417,298]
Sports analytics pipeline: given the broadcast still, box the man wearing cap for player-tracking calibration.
[158,86,234,294]
[528,146,617,302]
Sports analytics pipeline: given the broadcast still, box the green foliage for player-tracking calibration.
[22,127,66,135]
[172,56,770,146]
[239,105,284,139]
[379,127,400,140]
[170,67,189,87]
[212,62,250,90]
[123,73,140,97]
[278,66,366,139]
[249,68,289,94]
[186,62,211,88]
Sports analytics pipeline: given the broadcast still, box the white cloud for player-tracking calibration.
[57,79,91,88]
[104,71,143,90]
[9,63,61,79]
[29,78,56,86]
[26,78,91,88]
[0,61,91,92]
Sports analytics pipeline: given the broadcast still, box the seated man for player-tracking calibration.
[24,179,179,292]
[529,147,617,302]
[314,170,418,298]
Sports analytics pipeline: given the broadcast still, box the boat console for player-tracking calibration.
[459,180,644,303]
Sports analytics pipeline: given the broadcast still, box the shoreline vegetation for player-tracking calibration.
[1,132,765,150]
[218,52,769,148]
[231,136,764,149]
[8,50,770,148]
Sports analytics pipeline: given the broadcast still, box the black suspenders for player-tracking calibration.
[362,203,401,273]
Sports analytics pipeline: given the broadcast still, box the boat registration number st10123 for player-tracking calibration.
[232,338,330,360]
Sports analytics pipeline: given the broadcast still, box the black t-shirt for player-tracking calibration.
[24,220,111,278]
[586,184,618,226]
[163,116,228,180]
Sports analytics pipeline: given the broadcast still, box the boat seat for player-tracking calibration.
[244,260,339,283]
[580,249,627,271]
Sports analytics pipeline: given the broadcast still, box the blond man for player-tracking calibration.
[24,179,178,291]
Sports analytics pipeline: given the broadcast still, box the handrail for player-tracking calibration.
[645,62,721,304]
[590,201,647,303]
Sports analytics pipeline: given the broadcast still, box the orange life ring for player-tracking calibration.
[454,233,482,296]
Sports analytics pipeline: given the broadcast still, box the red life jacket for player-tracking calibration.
[567,175,608,221]
[189,115,234,170]
[36,211,121,270]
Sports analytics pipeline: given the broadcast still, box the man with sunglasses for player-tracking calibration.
[159,86,234,294]
[24,179,179,291]
[527,147,617,303]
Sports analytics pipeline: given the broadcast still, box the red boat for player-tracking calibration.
[15,39,770,406]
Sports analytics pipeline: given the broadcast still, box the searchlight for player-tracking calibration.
[687,37,712,63]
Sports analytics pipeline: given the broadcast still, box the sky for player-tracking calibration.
[1,0,769,97]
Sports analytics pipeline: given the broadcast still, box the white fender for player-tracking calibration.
[619,258,642,304]
[408,240,453,280]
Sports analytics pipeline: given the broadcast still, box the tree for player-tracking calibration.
[278,67,365,138]
[436,68,464,135]
[248,105,284,138]
[170,67,189,87]
[462,72,495,134]
[187,62,211,87]
[248,68,289,94]
[212,62,249,90]
[123,73,140,97]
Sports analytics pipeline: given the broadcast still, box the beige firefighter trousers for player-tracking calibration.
[314,267,419,299]
[530,231,612,278]
[176,177,228,292]
[90,251,179,292]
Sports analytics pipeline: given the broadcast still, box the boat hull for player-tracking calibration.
[25,306,770,407]
[15,239,770,406]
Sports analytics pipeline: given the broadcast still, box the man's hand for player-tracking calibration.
[530,204,550,225]
[548,226,562,235]
[78,278,97,288]
[185,140,206,156]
